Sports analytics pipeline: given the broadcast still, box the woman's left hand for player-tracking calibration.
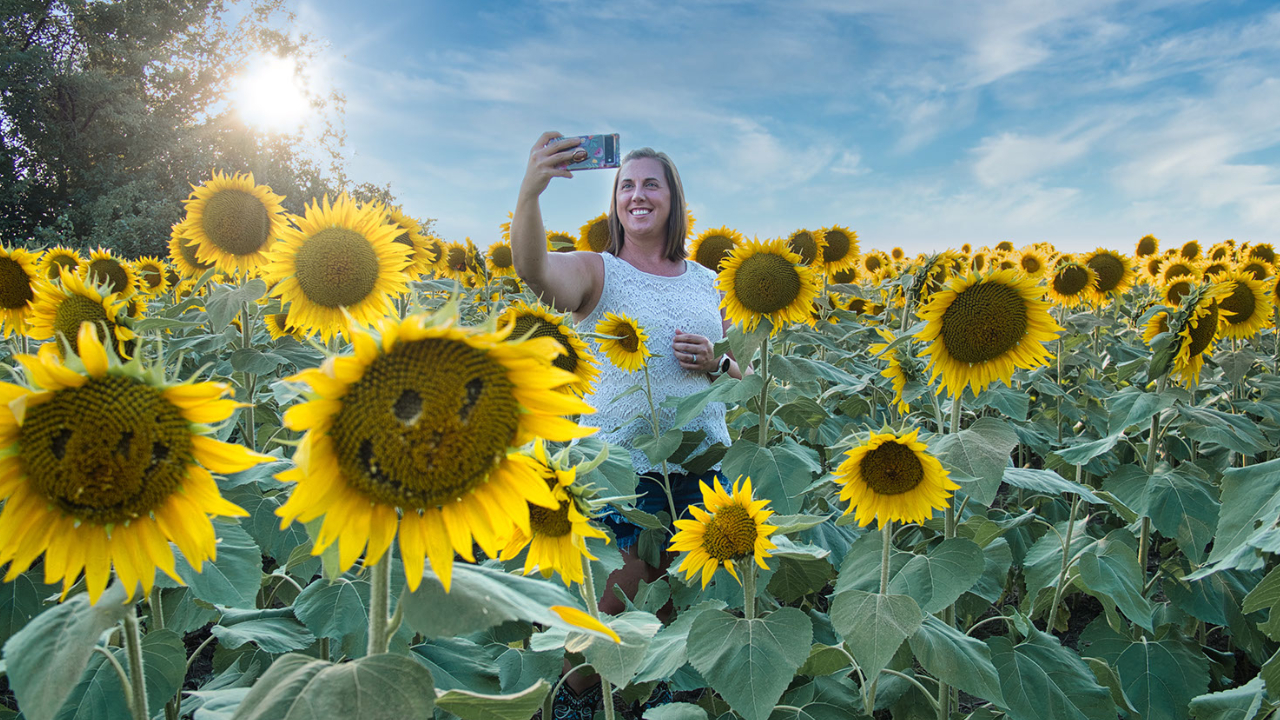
[673,329,714,373]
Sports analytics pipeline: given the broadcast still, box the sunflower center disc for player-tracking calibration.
[202,189,271,256]
[138,266,163,290]
[330,337,519,509]
[529,498,573,537]
[588,220,610,252]
[1137,237,1157,256]
[701,503,757,560]
[864,254,882,273]
[940,281,1028,364]
[615,323,641,353]
[54,295,113,354]
[1053,266,1090,296]
[1021,256,1042,274]
[832,268,857,284]
[1086,254,1124,293]
[861,440,925,495]
[734,253,802,314]
[787,233,818,265]
[1251,246,1276,264]
[695,236,735,271]
[447,246,468,272]
[823,231,850,263]
[0,258,34,309]
[1186,302,1219,357]
[1220,282,1256,326]
[1166,281,1192,306]
[512,316,577,373]
[490,245,514,269]
[46,255,78,280]
[20,376,192,524]
[87,258,129,294]
[1243,263,1267,281]
[293,228,381,308]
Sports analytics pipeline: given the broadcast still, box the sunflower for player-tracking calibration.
[438,241,472,282]
[132,256,169,295]
[168,224,217,279]
[1161,278,1195,307]
[1142,311,1170,347]
[784,229,826,267]
[486,240,517,278]
[0,247,40,336]
[38,247,82,282]
[833,429,958,528]
[1238,259,1274,282]
[27,271,134,358]
[1083,248,1134,299]
[261,193,411,342]
[861,250,889,276]
[0,323,267,603]
[961,244,973,255]
[181,170,288,276]
[386,207,435,279]
[1215,270,1272,340]
[1140,256,1163,285]
[994,241,1015,253]
[593,312,650,372]
[1159,257,1200,285]
[669,477,777,589]
[869,328,916,413]
[1015,247,1048,278]
[718,237,820,334]
[275,313,595,592]
[1208,242,1233,263]
[577,213,611,253]
[1135,234,1159,258]
[1247,243,1276,266]
[500,301,599,394]
[1202,261,1231,278]
[1162,283,1230,388]
[264,312,306,341]
[499,440,607,586]
[419,236,444,274]
[688,226,745,272]
[547,230,577,253]
[830,266,862,285]
[891,247,905,262]
[818,225,859,274]
[1180,240,1202,261]
[994,256,1018,272]
[83,248,138,297]
[915,269,1062,397]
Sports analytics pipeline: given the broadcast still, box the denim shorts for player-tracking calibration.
[600,469,725,551]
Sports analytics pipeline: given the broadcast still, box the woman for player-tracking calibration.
[511,132,743,717]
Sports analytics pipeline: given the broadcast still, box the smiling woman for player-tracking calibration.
[230,55,312,132]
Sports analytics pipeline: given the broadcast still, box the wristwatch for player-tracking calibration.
[711,353,732,377]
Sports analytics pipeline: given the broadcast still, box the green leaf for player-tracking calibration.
[908,615,1003,705]
[1242,565,1280,615]
[797,644,852,677]
[205,279,266,330]
[1075,530,1155,631]
[1111,637,1209,720]
[230,652,435,719]
[887,537,984,614]
[968,537,1014,603]
[1215,349,1261,387]
[1002,468,1105,505]
[165,520,263,608]
[1143,470,1220,564]
[635,429,685,466]
[2,583,131,720]
[1262,649,1280,699]
[828,589,922,683]
[293,578,368,647]
[661,374,765,430]
[229,347,289,375]
[0,572,46,648]
[1189,676,1268,720]
[987,630,1115,720]
[721,438,821,515]
[212,618,315,654]
[1052,433,1122,466]
[1193,458,1280,577]
[633,600,725,684]
[644,703,709,720]
[412,638,501,693]
[1084,657,1139,717]
[831,529,910,595]
[930,417,1018,505]
[767,555,834,603]
[687,607,814,720]
[54,627,186,720]
[435,680,551,720]
[769,514,831,535]
[1022,518,1093,602]
[578,611,662,688]
[573,437,638,499]
[1176,406,1270,455]
[1106,389,1176,435]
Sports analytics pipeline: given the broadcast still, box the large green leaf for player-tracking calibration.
[1075,530,1154,631]
[828,589,922,683]
[292,577,368,648]
[644,703,709,720]
[929,417,1018,505]
[1022,518,1093,602]
[660,373,765,429]
[54,628,186,720]
[1143,470,1220,564]
[1111,637,1209,720]
[0,572,46,648]
[987,630,1115,720]
[831,529,910,596]
[721,438,821,515]
[1176,406,1270,455]
[212,618,316,654]
[908,615,1003,705]
[435,681,551,720]
[163,520,263,608]
[1189,677,1269,720]
[687,607,813,720]
[205,279,266,329]
[1107,389,1176,434]
[412,638,501,694]
[230,652,436,719]
[3,583,130,720]
[1193,459,1280,577]
[634,600,726,683]
[1002,468,1104,505]
[887,537,984,614]
[579,611,662,688]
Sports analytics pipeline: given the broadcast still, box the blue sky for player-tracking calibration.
[275,0,1280,255]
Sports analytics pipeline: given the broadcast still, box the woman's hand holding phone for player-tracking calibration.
[520,132,583,199]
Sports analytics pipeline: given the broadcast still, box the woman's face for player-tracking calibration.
[615,158,671,240]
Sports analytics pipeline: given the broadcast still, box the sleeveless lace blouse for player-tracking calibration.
[577,252,732,474]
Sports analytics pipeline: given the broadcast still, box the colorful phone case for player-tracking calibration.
[564,134,620,171]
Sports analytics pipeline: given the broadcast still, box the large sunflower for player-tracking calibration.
[784,228,826,267]
[688,226,745,272]
[499,440,607,586]
[0,324,267,603]
[577,213,611,253]
[718,237,820,334]
[915,269,1062,397]
[181,170,288,276]
[818,225,859,274]
[84,248,139,297]
[1047,258,1100,308]
[1135,234,1159,258]
[132,256,170,295]
[261,193,411,342]
[593,312,651,372]
[168,223,217,279]
[275,314,595,592]
[486,241,517,278]
[669,477,777,589]
[500,300,599,394]
[1083,248,1135,299]
[0,247,40,336]
[833,429,958,528]
[27,271,134,358]
[1215,270,1272,340]
[38,247,82,282]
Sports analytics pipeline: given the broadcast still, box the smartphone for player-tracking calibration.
[560,134,620,171]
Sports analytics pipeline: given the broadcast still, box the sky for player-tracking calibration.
[252,0,1280,256]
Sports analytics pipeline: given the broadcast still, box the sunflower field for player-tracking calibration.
[0,173,1278,720]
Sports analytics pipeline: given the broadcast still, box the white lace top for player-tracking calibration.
[578,252,732,474]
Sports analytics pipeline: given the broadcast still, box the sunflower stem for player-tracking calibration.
[758,333,771,447]
[123,605,150,720]
[579,555,618,720]
[642,366,679,526]
[949,393,961,435]
[900,291,913,333]
[1046,485,1081,634]
[879,520,892,595]
[743,562,757,620]
[239,302,256,452]
[367,559,391,656]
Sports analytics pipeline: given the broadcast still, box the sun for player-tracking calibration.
[230,55,312,133]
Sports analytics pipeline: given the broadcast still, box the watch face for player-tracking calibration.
[719,354,732,373]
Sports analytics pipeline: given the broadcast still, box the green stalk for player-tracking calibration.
[900,292,913,334]
[123,607,150,720]
[642,365,678,525]
[1138,376,1169,576]
[743,563,757,621]
[880,520,893,594]
[580,555,617,720]
[938,395,961,720]
[239,302,256,452]
[367,559,391,656]
[1046,489,1081,633]
[758,333,771,447]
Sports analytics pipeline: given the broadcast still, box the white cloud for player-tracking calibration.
[971,130,1094,186]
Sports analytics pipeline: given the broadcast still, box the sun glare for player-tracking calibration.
[231,56,311,132]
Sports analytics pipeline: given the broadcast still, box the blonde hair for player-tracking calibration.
[607,148,688,262]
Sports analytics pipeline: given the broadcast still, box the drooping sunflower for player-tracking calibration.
[1135,234,1160,258]
[785,228,826,267]
[818,225,859,274]
[0,247,40,336]
[915,269,1062,397]
[546,230,577,253]
[181,170,288,276]
[833,429,958,528]
[83,248,138,297]
[869,328,915,413]
[486,240,517,278]
[500,300,599,395]
[718,237,820,334]
[132,256,169,295]
[1180,240,1202,261]
[0,324,267,603]
[499,440,607,586]
[1162,283,1230,387]
[261,193,411,342]
[1015,247,1048,278]
[669,477,777,589]
[264,312,306,341]
[577,213,612,253]
[688,226,745,272]
[27,271,134,357]
[1215,270,1272,340]
[386,206,434,279]
[1247,243,1277,266]
[38,247,82,282]
[593,311,651,372]
[168,223,217,279]
[1083,248,1134,300]
[275,314,595,592]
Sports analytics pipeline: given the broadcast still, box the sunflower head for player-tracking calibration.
[1202,261,1231,278]
[486,241,516,277]
[1208,242,1233,263]
[0,247,39,336]
[1180,240,1202,261]
[84,248,138,297]
[1238,259,1274,282]
[891,247,905,261]
[577,213,612,253]
[688,226,745,272]
[669,477,777,589]
[1159,257,1200,285]
[38,247,82,282]
[1016,247,1047,278]
[1247,243,1276,265]
[1161,278,1194,307]
[593,311,651,373]
[1149,281,1230,387]
[169,223,217,279]
[264,312,306,341]
[500,300,600,394]
[546,230,577,253]
[718,237,820,335]
[1215,270,1273,340]
[27,271,135,358]
[994,241,1014,253]
[819,225,859,272]
[386,207,434,279]
[1083,248,1134,298]
[1135,234,1159,258]
[785,229,826,267]
[132,256,170,295]
[833,428,958,528]
[182,170,288,276]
